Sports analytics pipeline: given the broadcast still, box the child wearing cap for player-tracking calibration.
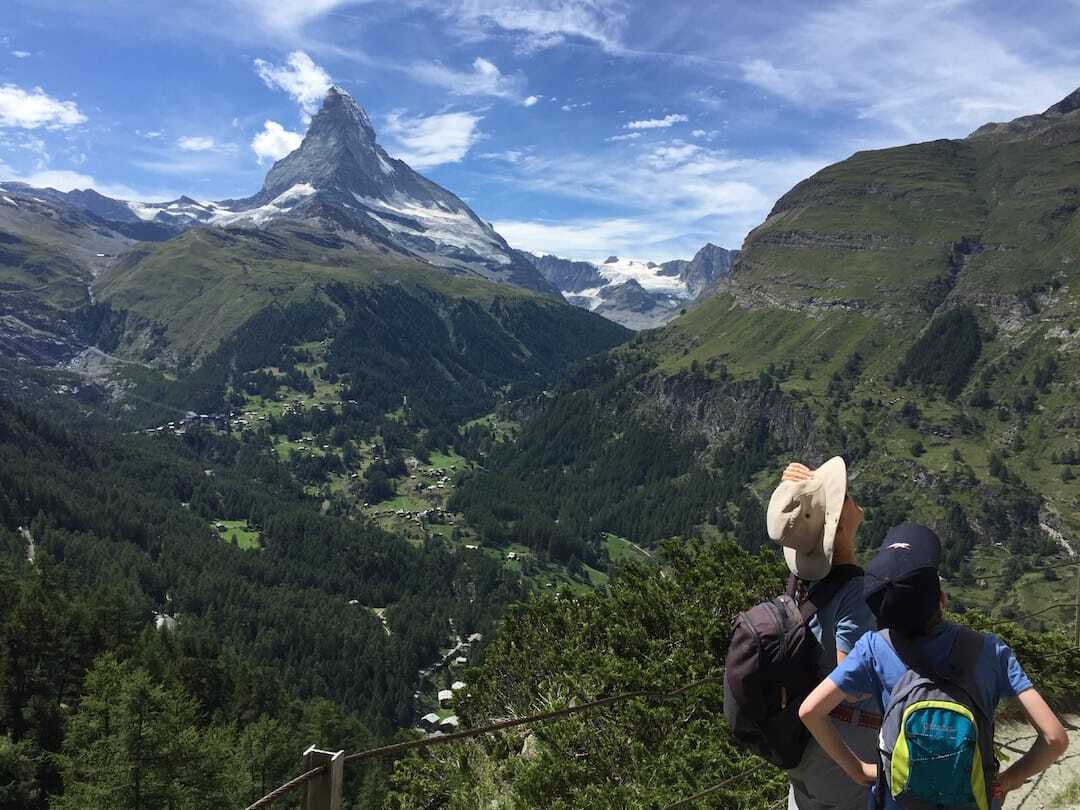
[798,522,1069,808]
[769,459,879,810]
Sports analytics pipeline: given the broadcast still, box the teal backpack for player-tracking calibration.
[877,627,997,810]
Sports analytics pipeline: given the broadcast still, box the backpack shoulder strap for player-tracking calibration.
[798,564,864,621]
[943,626,992,719]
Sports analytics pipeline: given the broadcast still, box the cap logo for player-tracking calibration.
[888,542,911,550]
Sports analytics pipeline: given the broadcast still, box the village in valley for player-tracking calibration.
[134,337,626,727]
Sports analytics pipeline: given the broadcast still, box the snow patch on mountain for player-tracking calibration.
[593,257,688,296]
[210,184,316,226]
[354,194,510,264]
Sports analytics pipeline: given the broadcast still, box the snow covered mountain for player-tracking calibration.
[1,87,556,296]
[522,243,738,329]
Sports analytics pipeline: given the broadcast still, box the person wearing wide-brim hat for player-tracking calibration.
[767,457,879,810]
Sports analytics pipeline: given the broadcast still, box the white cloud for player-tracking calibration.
[382,110,482,168]
[523,95,540,107]
[176,135,217,152]
[0,84,86,130]
[625,113,688,130]
[12,51,30,59]
[605,132,640,142]
[136,129,164,139]
[0,160,173,202]
[251,119,303,162]
[254,50,332,117]
[560,101,590,112]
[408,57,527,102]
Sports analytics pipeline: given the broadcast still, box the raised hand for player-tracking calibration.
[781,462,814,483]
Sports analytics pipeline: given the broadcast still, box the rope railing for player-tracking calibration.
[245,765,327,810]
[660,761,769,810]
[243,674,738,810]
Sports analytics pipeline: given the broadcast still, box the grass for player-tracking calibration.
[604,534,651,565]
[428,450,465,470]
[214,519,261,550]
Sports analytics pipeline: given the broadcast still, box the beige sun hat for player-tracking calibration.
[766,456,847,581]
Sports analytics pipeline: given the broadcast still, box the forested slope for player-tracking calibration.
[0,397,523,808]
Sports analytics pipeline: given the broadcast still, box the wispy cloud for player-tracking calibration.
[488,139,828,260]
[233,0,358,35]
[251,119,304,162]
[0,84,86,129]
[408,57,528,102]
[625,113,687,130]
[430,0,631,54]
[605,132,640,142]
[12,50,31,59]
[254,50,332,118]
[736,0,1080,140]
[382,110,483,168]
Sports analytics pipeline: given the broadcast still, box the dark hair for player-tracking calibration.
[864,568,941,636]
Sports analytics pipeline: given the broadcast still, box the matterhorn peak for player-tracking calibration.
[309,85,376,143]
[257,85,386,201]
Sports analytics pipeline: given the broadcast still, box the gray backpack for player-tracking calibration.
[877,627,996,810]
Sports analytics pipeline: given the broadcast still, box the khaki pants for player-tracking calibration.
[787,718,877,810]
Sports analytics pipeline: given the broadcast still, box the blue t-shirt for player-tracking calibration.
[808,574,877,713]
[829,622,1033,809]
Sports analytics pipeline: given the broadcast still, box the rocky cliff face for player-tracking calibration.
[659,243,738,298]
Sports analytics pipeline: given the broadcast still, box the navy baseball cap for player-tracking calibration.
[864,523,942,634]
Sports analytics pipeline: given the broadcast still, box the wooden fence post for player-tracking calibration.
[301,745,344,810]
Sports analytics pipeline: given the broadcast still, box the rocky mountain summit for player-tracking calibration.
[523,242,737,329]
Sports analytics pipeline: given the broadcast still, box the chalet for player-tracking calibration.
[451,681,466,692]
[454,656,468,666]
[466,633,482,644]
[420,713,440,732]
[438,689,454,708]
[506,552,517,560]
[438,716,460,733]
[464,544,478,550]
[154,613,177,632]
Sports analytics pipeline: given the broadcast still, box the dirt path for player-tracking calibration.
[1001,715,1080,809]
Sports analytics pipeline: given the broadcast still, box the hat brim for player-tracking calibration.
[783,456,847,581]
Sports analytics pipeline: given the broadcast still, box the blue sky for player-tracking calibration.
[2,0,1080,261]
